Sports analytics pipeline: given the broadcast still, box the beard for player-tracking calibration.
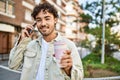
[39,27,55,36]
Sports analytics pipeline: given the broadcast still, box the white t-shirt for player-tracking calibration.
[36,38,49,80]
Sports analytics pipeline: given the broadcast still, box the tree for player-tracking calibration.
[79,13,92,23]
[85,25,120,56]
[79,0,120,57]
[81,0,120,26]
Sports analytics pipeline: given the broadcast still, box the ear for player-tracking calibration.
[54,18,58,23]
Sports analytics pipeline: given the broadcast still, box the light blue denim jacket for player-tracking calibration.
[8,33,84,80]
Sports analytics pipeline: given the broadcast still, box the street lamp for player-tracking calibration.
[101,0,105,64]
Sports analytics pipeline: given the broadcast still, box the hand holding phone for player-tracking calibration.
[18,22,37,44]
[20,22,37,39]
[28,22,37,34]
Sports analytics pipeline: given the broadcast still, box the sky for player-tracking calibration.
[78,0,103,6]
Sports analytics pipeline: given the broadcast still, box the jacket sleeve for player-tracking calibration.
[8,37,31,70]
[71,43,84,80]
[63,41,84,80]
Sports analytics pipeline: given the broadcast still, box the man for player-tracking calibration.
[8,2,83,80]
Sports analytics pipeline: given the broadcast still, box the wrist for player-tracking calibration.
[63,67,72,77]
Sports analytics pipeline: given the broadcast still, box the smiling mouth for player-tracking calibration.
[40,26,49,31]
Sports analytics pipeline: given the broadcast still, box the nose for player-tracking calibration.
[41,20,46,26]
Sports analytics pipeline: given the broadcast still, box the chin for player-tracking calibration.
[42,33,49,36]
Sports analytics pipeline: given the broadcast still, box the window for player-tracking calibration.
[25,9,32,21]
[0,0,14,15]
[7,1,14,15]
[0,0,5,13]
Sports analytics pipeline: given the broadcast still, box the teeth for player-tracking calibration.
[40,25,49,29]
[42,27,48,30]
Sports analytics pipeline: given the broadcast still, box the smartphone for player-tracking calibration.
[28,22,37,34]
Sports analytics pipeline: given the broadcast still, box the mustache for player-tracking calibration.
[40,25,49,29]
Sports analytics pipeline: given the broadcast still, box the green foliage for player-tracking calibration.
[79,1,120,51]
[81,0,120,25]
[106,56,120,73]
[82,53,120,77]
[106,18,119,28]
[82,24,120,55]
[78,39,90,48]
[79,13,92,23]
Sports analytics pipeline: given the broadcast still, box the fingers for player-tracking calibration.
[60,58,72,68]
[21,29,29,37]
[32,22,37,27]
[61,53,71,60]
[60,51,72,68]
[25,25,34,34]
[64,50,71,55]
[21,25,34,39]
[60,51,72,76]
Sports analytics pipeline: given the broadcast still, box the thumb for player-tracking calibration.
[65,50,71,55]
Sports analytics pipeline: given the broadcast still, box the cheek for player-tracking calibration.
[50,22,56,27]
[48,20,55,25]
[36,24,41,29]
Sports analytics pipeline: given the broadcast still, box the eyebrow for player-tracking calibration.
[36,16,51,20]
[44,16,51,18]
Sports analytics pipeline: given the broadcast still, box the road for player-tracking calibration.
[0,59,120,80]
[0,58,21,80]
[0,66,21,80]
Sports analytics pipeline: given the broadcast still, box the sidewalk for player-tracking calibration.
[84,77,120,80]
[0,53,20,80]
[0,58,120,80]
[0,66,21,80]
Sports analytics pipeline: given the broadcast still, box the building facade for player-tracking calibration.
[0,0,35,55]
[65,0,84,42]
[0,0,83,56]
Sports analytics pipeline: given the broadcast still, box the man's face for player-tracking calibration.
[35,10,57,36]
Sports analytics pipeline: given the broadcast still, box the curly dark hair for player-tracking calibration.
[31,2,58,20]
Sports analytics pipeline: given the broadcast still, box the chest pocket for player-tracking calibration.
[23,50,37,68]
[48,57,65,80]
[24,50,36,57]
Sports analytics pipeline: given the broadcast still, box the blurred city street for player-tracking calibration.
[0,0,120,80]
[0,55,120,80]
[0,54,21,80]
[0,66,21,80]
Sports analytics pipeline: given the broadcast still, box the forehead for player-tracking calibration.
[36,10,54,19]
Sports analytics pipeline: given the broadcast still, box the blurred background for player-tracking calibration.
[0,0,120,80]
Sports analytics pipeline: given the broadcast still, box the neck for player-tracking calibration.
[43,31,57,42]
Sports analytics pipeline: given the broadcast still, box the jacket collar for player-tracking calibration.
[36,32,62,45]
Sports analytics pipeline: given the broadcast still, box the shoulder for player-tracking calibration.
[26,39,38,49]
[28,39,37,45]
[61,37,76,47]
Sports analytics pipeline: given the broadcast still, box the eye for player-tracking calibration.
[36,19,41,22]
[46,18,50,21]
